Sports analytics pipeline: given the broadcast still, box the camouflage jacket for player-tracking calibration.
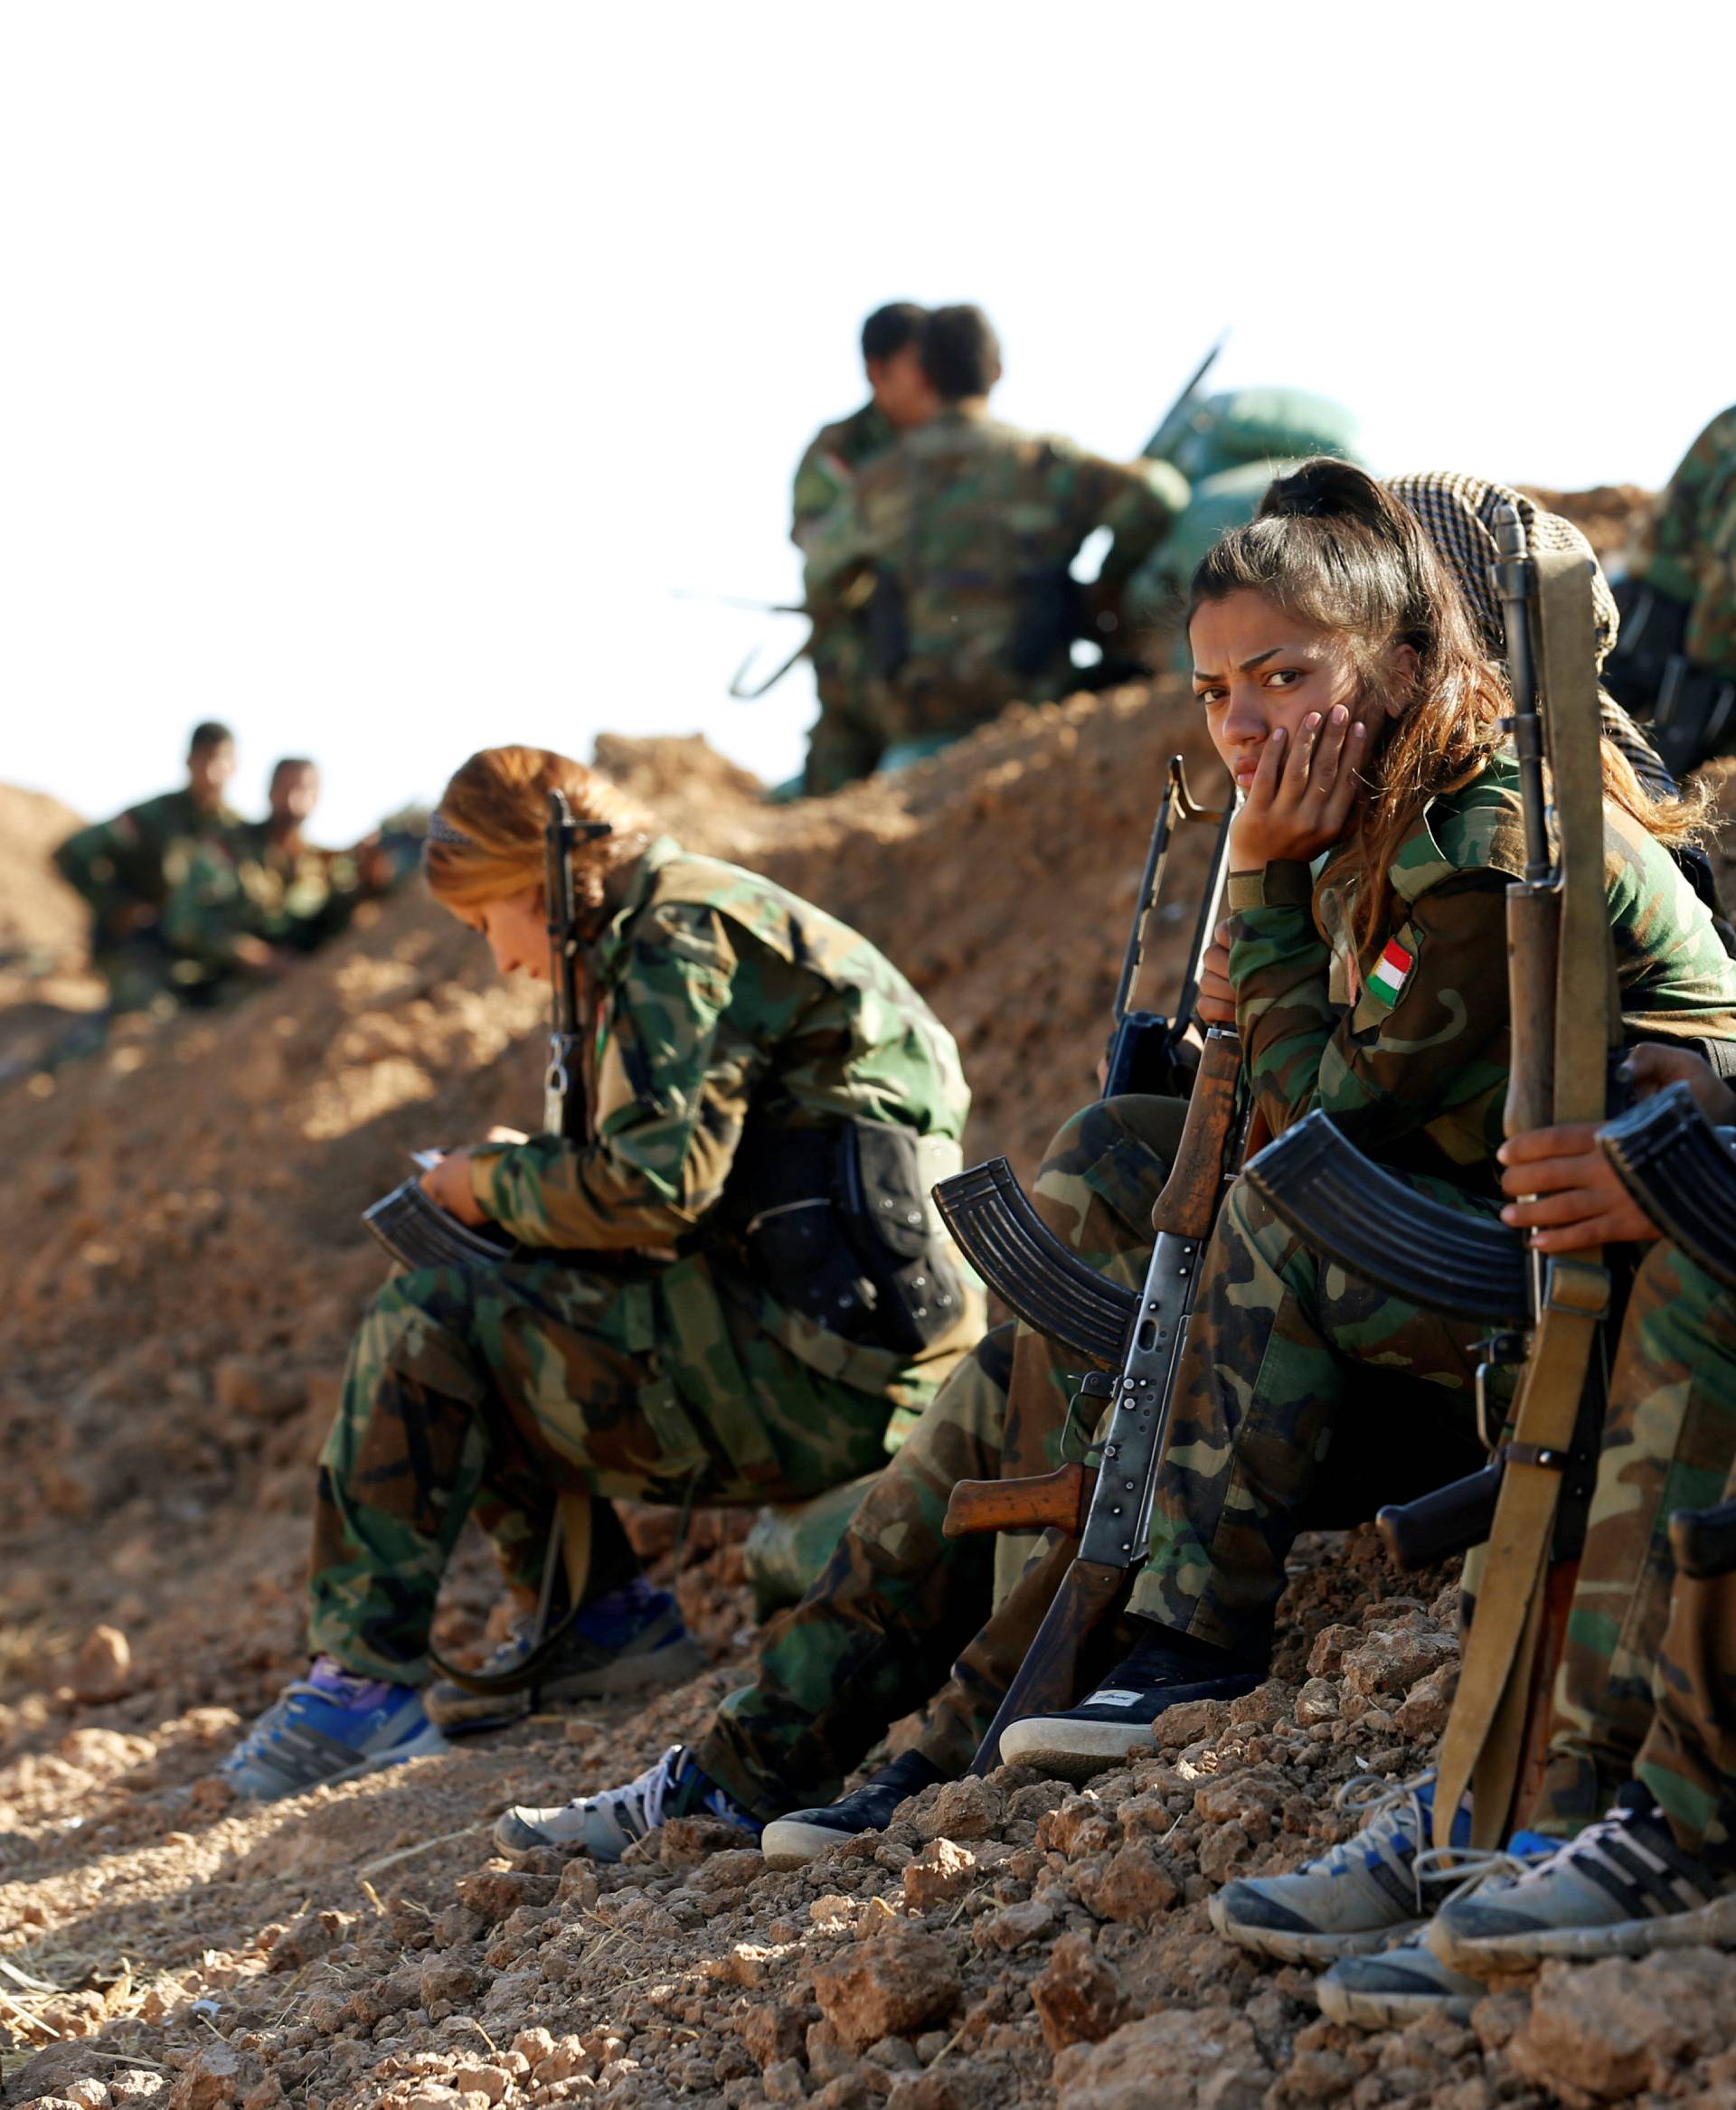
[159,823,367,969]
[1226,752,1736,1187]
[791,400,893,556]
[53,789,241,948]
[1633,405,1736,680]
[468,836,972,1253]
[802,406,1184,717]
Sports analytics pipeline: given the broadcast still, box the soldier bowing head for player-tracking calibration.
[423,745,651,983]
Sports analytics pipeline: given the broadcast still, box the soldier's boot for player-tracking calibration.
[425,1578,709,1735]
[1426,1784,1736,1968]
[494,1744,758,1861]
[1209,1773,1471,1964]
[995,1619,1262,1780]
[220,1658,448,1802]
[760,1750,948,1870]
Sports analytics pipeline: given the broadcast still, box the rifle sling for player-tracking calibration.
[1433,543,1617,1851]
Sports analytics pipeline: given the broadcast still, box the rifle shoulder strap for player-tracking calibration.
[1433,547,1617,1851]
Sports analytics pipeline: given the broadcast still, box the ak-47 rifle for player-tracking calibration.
[1599,1084,1736,1295]
[362,793,610,1271]
[1103,758,1234,1100]
[940,1027,1250,1775]
[927,760,1241,1773]
[1241,505,1620,1848]
[1139,334,1230,465]
[368,792,615,1708]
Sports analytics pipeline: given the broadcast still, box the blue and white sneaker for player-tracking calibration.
[494,1744,760,1861]
[426,1579,709,1734]
[1209,1773,1472,1964]
[220,1658,449,1802]
[1427,1785,1736,1969]
[1314,1930,1493,2027]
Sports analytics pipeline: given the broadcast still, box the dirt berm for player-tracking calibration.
[5,662,1736,2109]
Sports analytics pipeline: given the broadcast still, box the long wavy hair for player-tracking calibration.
[1186,459,1703,961]
[423,747,652,917]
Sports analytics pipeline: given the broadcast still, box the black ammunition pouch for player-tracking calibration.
[866,567,910,682]
[726,1120,969,1359]
[1009,567,1086,677]
[1102,1012,1200,1101]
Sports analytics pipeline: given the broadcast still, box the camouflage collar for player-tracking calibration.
[590,833,684,966]
[1391,751,1528,903]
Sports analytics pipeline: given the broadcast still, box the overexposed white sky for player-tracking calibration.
[4,2,1731,841]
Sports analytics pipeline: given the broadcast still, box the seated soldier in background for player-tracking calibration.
[219,745,982,1802]
[802,305,1185,770]
[160,755,393,994]
[1604,404,1736,773]
[791,302,938,795]
[53,721,242,1015]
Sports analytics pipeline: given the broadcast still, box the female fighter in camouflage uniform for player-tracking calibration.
[221,746,980,1799]
[500,467,1736,1863]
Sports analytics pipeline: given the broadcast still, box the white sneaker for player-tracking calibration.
[493,1744,759,1862]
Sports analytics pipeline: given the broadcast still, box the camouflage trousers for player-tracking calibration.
[1533,1241,1736,1854]
[804,624,885,796]
[698,1093,1188,1816]
[699,1094,1488,1812]
[1127,1167,1490,1651]
[308,1249,907,1681]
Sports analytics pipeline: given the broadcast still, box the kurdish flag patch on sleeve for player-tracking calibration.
[1366,937,1415,1010]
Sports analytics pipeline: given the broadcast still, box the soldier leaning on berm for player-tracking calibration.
[221,745,983,1800]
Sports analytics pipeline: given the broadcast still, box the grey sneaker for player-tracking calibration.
[427,1581,708,1734]
[1209,1773,1472,1964]
[1314,1932,1491,2027]
[493,1744,760,1861]
[1427,1787,1736,1969]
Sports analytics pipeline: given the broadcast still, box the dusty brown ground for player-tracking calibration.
[7,511,1736,2109]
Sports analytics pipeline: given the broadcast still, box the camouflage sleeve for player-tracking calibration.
[1637,409,1736,607]
[801,485,876,601]
[52,821,115,910]
[470,905,768,1249]
[792,437,855,554]
[1228,861,1514,1154]
[1049,445,1184,594]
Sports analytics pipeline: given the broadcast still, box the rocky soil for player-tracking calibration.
[7,500,1736,2109]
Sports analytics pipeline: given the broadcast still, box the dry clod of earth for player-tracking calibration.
[8,579,1736,2107]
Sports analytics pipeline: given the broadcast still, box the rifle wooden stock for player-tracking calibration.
[945,1462,1095,1540]
[1151,1029,1242,1239]
[1502,887,1559,1137]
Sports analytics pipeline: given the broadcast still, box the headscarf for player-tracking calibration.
[1389,468,1675,798]
[1386,470,1620,670]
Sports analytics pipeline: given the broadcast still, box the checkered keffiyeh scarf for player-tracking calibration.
[1390,469,1678,794]
[1388,470,1619,671]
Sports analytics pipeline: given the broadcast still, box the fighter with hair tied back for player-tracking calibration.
[219,744,980,1800]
